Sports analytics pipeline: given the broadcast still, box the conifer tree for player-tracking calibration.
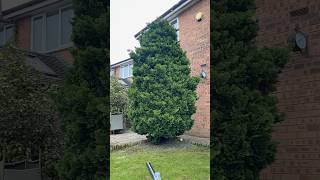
[211,0,289,179]
[55,0,109,179]
[128,20,199,144]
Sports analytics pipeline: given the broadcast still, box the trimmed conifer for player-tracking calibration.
[211,0,289,179]
[55,0,109,179]
[128,20,199,144]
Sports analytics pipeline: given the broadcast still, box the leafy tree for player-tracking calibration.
[128,20,199,144]
[55,0,109,179]
[0,45,60,178]
[110,76,128,114]
[211,0,289,179]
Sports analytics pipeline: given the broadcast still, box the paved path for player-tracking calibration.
[178,134,210,146]
[110,131,147,150]
[110,131,210,150]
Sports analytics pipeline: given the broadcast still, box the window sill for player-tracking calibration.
[32,43,73,54]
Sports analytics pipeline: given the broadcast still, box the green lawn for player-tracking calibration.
[110,142,210,180]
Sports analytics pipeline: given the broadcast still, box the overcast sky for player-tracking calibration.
[110,0,180,64]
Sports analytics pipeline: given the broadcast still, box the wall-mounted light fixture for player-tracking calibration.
[195,12,203,22]
[200,64,207,79]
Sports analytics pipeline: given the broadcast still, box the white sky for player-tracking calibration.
[110,0,180,64]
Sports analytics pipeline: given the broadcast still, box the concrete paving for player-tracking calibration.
[110,131,147,150]
[110,131,210,150]
[178,134,210,146]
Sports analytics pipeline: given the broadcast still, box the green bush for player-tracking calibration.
[128,20,199,144]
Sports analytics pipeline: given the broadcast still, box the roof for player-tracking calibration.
[111,58,133,68]
[134,0,199,38]
[2,0,46,15]
[2,0,71,20]
[0,47,71,85]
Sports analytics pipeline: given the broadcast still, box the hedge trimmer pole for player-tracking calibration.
[146,162,161,180]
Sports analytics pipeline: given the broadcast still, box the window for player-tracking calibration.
[0,25,15,46]
[32,16,44,51]
[170,18,179,41]
[61,7,74,45]
[5,26,14,42]
[110,69,115,76]
[32,6,74,52]
[46,11,59,50]
[120,64,133,79]
[129,64,133,77]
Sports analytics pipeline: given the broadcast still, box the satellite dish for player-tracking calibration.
[295,32,307,49]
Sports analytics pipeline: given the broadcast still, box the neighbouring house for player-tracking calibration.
[0,0,74,179]
[110,58,133,87]
[256,0,320,179]
[0,0,74,63]
[111,0,210,138]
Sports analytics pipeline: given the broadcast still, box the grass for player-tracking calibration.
[110,141,210,180]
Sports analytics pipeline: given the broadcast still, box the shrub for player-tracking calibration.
[128,20,199,144]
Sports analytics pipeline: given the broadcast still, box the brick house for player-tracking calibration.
[0,0,74,64]
[256,0,320,179]
[111,0,210,137]
[0,0,74,178]
[111,58,133,87]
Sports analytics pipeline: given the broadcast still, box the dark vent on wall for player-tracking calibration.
[290,7,309,17]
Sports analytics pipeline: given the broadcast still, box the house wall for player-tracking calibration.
[16,16,31,50]
[256,0,320,179]
[12,3,74,63]
[179,0,210,137]
[112,65,121,78]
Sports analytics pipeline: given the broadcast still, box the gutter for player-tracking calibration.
[111,58,133,68]
[3,0,69,19]
[134,0,200,38]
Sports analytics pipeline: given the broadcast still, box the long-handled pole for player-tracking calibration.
[146,162,161,180]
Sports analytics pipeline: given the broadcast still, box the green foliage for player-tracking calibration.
[55,0,109,179]
[0,45,60,177]
[211,0,290,179]
[128,20,199,144]
[110,76,128,114]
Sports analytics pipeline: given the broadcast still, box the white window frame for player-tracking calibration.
[31,5,73,53]
[120,63,133,79]
[170,18,179,41]
[0,24,15,46]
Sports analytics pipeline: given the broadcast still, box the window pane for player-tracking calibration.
[170,19,178,29]
[46,12,59,50]
[129,64,133,77]
[121,65,129,78]
[121,66,125,78]
[5,26,14,42]
[0,30,4,46]
[177,30,180,41]
[123,67,126,78]
[33,16,43,51]
[61,8,74,45]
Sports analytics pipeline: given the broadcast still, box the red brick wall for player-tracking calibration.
[256,0,320,179]
[179,0,210,137]
[16,16,31,50]
[49,49,74,64]
[113,66,121,78]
